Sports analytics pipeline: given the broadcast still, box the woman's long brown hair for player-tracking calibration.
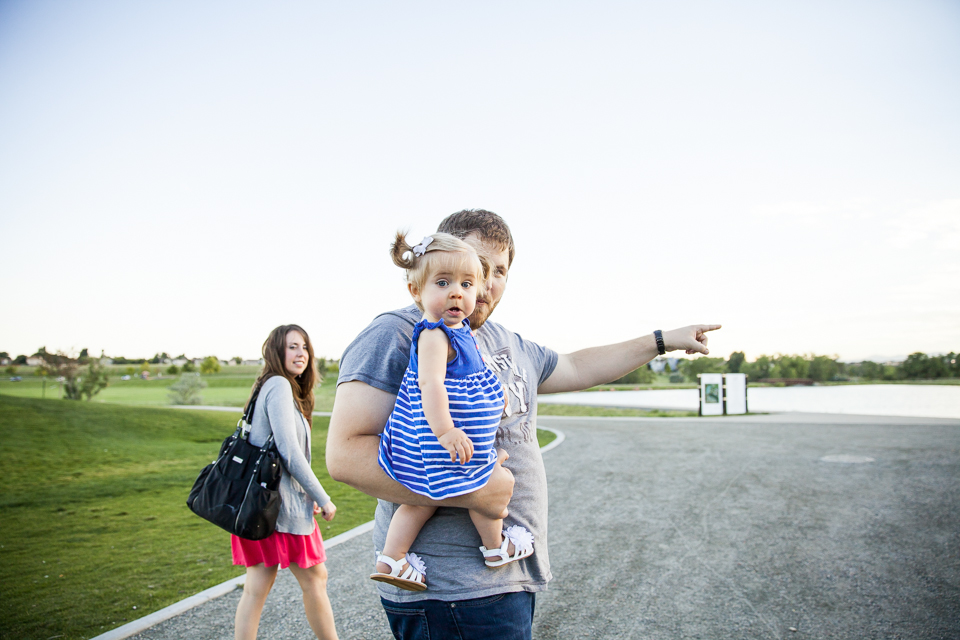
[245,324,318,427]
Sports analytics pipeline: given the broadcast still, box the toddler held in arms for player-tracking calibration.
[370,232,534,591]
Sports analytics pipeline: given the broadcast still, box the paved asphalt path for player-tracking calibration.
[131,412,960,639]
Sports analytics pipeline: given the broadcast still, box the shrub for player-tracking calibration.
[63,360,110,401]
[681,356,727,382]
[166,365,180,375]
[168,374,207,405]
[613,365,655,384]
[200,356,221,375]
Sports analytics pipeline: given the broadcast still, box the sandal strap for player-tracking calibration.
[376,554,406,577]
[481,526,535,561]
[375,551,426,584]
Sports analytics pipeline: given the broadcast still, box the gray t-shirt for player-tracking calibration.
[338,304,558,602]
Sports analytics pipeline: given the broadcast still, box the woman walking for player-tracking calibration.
[232,324,339,640]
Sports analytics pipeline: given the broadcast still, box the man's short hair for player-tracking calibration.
[437,209,515,267]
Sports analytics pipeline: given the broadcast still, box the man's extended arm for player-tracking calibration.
[538,324,720,394]
[325,380,514,519]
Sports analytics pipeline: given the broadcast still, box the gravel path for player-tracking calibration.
[128,412,960,639]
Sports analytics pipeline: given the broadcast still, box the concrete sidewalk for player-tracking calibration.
[129,413,960,639]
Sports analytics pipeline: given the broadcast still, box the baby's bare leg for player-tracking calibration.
[377,504,437,574]
[468,509,515,555]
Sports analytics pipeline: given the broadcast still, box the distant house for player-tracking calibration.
[101,358,114,365]
[649,357,682,373]
[171,358,187,366]
[26,356,45,366]
[0,357,10,366]
[242,359,264,366]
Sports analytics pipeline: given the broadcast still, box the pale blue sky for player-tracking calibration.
[1,1,958,363]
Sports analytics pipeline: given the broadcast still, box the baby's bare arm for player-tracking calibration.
[418,328,474,463]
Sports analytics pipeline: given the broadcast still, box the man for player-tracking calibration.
[328,210,718,639]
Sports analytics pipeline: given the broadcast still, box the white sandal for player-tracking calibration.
[480,525,535,568]
[370,551,428,591]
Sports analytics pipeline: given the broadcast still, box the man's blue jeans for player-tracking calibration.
[381,591,536,640]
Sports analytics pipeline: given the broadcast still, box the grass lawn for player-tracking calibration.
[1,395,557,640]
[0,396,371,640]
[0,374,339,411]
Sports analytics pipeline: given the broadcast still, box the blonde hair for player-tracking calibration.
[390,231,488,311]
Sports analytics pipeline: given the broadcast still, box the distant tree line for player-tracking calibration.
[680,351,959,383]
[4,347,332,379]
[603,350,959,386]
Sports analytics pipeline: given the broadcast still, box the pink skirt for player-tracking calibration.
[231,521,326,569]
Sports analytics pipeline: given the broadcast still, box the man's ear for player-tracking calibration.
[407,281,421,302]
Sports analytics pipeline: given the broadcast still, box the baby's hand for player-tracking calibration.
[438,428,474,464]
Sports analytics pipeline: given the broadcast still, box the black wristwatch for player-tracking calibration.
[654,330,666,355]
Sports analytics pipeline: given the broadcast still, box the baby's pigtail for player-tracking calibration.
[390,230,417,270]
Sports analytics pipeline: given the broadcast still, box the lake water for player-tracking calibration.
[540,384,960,419]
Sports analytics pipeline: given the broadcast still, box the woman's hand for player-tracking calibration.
[315,500,336,521]
[438,427,474,464]
[662,324,722,355]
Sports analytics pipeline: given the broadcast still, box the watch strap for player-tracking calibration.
[654,330,665,355]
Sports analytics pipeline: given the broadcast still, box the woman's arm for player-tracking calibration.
[263,379,331,508]
[418,328,474,463]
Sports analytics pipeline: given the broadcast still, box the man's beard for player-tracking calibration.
[469,294,498,332]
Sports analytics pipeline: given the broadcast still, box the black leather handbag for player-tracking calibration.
[187,385,283,540]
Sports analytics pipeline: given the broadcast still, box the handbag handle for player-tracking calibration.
[239,379,265,438]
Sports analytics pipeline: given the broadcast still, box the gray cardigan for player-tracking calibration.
[248,376,331,535]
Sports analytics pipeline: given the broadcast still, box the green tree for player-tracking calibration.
[168,373,207,405]
[181,360,196,373]
[726,351,745,374]
[927,356,947,379]
[5,365,17,375]
[900,352,929,379]
[63,359,110,400]
[200,356,221,374]
[808,355,839,382]
[681,357,726,382]
[613,365,655,384]
[166,364,180,375]
[233,356,243,365]
[772,354,810,380]
[947,352,959,377]
[740,355,769,380]
[858,361,883,380]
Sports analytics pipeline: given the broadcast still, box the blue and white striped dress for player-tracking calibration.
[378,317,505,500]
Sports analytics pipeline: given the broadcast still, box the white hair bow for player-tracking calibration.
[412,236,434,257]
